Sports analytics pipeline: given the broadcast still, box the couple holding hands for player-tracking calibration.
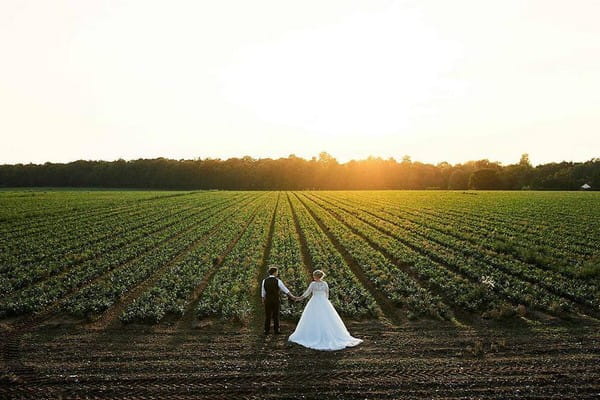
[261,266,362,351]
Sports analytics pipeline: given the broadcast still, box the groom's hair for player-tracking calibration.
[268,266,278,275]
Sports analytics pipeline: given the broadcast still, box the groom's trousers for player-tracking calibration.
[264,300,280,333]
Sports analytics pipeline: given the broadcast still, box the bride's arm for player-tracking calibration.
[325,282,329,299]
[300,282,313,299]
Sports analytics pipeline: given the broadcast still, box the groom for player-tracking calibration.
[261,266,297,334]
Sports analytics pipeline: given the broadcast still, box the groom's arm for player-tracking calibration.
[277,279,293,298]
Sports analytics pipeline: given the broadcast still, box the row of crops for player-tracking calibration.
[0,189,598,323]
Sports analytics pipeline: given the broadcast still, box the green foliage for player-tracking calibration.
[577,257,600,278]
[1,157,599,190]
[0,190,598,323]
[469,169,502,190]
[448,170,469,190]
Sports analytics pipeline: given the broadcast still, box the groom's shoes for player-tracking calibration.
[274,330,282,335]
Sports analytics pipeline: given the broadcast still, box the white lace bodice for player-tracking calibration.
[301,281,329,299]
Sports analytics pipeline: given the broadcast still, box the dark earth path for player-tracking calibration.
[2,318,599,399]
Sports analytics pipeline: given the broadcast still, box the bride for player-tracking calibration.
[288,270,363,351]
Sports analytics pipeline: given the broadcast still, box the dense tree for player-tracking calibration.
[0,155,597,190]
[448,170,469,190]
[469,169,502,190]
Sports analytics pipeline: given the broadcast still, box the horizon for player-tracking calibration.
[2,151,597,168]
[2,1,599,166]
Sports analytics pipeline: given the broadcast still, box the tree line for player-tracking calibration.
[0,153,597,190]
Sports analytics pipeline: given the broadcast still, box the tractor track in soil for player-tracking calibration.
[5,194,244,296]
[1,190,200,239]
[89,194,266,331]
[293,192,401,326]
[1,319,599,399]
[286,192,316,278]
[312,192,598,321]
[175,193,270,330]
[304,192,475,324]
[346,193,600,311]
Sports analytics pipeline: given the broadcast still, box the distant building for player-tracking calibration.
[581,183,591,190]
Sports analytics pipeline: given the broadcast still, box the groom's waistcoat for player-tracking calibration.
[264,276,280,302]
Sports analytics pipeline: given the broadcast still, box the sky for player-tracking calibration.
[1,0,599,166]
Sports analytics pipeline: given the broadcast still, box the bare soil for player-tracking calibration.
[1,317,599,399]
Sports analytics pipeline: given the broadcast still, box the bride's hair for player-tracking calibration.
[312,269,325,279]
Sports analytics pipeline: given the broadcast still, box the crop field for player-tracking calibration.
[1,189,599,399]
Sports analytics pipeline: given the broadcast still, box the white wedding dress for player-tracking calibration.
[288,280,363,351]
